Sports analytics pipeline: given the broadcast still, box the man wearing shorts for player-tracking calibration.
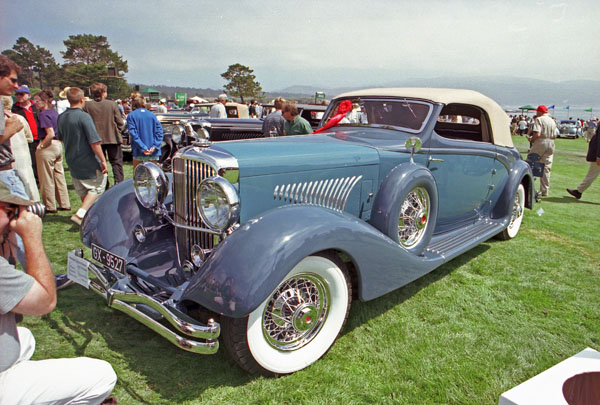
[57,87,108,226]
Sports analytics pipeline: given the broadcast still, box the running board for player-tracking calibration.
[425,219,504,261]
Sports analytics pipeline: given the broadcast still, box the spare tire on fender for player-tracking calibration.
[370,164,438,255]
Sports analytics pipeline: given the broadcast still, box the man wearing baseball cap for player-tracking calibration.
[0,180,117,403]
[529,105,558,197]
[11,84,41,183]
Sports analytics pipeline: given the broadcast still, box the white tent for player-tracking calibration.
[190,96,209,103]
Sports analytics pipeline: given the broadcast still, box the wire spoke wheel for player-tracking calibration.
[222,254,351,376]
[262,273,328,351]
[398,186,430,248]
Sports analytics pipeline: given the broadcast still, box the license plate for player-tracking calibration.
[91,243,126,274]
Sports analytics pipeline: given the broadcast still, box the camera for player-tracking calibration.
[14,202,46,218]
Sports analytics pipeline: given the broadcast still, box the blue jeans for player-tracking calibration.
[0,170,29,268]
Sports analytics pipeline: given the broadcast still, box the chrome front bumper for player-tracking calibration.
[82,258,220,355]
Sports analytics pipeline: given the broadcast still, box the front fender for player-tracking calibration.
[182,205,443,318]
[80,176,178,270]
[491,160,534,220]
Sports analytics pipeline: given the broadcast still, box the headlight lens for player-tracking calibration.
[196,176,239,230]
[133,163,169,209]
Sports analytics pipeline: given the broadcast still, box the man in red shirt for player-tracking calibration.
[11,85,40,183]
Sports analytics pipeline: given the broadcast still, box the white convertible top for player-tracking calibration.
[335,88,513,147]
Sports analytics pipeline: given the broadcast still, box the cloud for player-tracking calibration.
[2,0,599,90]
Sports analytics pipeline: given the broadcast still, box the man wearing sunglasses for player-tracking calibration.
[0,180,117,403]
[0,56,24,145]
[0,57,38,271]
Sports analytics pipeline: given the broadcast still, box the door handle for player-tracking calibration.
[428,156,444,163]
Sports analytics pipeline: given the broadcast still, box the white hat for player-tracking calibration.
[217,94,227,101]
[58,87,70,99]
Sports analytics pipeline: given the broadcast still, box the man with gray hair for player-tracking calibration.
[209,94,228,118]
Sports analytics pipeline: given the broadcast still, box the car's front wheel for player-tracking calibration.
[222,253,351,376]
[497,183,525,240]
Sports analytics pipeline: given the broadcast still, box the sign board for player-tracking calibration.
[176,93,187,107]
[315,91,325,104]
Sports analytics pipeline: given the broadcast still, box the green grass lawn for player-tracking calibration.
[30,137,599,404]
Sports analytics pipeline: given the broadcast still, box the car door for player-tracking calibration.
[425,114,497,233]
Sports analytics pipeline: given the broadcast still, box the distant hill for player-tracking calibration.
[135,76,600,107]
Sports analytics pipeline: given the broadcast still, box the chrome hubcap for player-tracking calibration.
[262,274,329,351]
[509,191,523,228]
[398,187,430,248]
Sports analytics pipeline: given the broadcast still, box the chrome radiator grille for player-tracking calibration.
[172,156,217,265]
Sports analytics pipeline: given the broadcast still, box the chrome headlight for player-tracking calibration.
[196,176,240,230]
[133,163,168,209]
[171,125,184,144]
[199,127,209,140]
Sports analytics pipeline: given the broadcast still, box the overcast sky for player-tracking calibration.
[1,0,599,91]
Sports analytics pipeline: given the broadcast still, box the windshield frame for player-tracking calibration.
[323,97,434,134]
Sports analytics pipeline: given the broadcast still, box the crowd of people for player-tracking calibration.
[0,50,598,403]
[508,106,600,199]
[510,113,598,142]
[0,55,118,404]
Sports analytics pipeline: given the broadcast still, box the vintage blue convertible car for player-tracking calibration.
[69,88,534,376]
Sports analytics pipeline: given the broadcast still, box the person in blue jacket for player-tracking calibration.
[127,93,163,169]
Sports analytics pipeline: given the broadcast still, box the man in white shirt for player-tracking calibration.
[529,105,558,196]
[209,94,227,118]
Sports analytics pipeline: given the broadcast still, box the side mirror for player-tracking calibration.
[405,137,422,163]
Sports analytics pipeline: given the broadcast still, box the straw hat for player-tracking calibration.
[58,87,71,99]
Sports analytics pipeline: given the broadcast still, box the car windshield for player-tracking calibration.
[325,98,432,132]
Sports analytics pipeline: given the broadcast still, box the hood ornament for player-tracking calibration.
[192,138,211,148]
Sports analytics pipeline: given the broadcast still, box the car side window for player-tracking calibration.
[434,104,492,143]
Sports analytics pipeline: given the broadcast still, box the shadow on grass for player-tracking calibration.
[51,287,252,403]
[543,196,600,206]
[343,243,490,334]
[46,242,489,402]
[42,215,80,232]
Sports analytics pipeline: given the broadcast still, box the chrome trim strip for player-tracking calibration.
[273,176,362,212]
[340,176,362,211]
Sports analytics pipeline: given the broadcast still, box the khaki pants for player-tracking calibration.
[530,138,554,196]
[586,128,595,142]
[36,140,70,211]
[577,161,600,193]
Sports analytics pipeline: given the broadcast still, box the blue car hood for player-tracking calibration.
[212,134,380,177]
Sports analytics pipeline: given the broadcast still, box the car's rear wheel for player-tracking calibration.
[397,186,431,250]
[222,253,351,376]
[497,183,525,240]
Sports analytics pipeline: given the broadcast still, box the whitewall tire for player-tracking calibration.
[222,253,351,376]
[498,183,525,240]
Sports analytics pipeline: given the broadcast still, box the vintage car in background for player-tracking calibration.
[297,103,327,128]
[69,88,534,376]
[557,120,582,138]
[195,102,250,119]
[122,103,252,163]
[260,103,327,129]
